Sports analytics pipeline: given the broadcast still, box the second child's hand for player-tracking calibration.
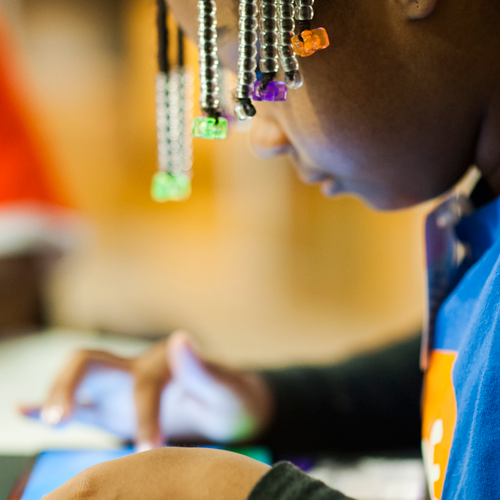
[21,331,274,449]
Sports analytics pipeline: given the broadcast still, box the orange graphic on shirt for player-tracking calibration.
[422,350,457,500]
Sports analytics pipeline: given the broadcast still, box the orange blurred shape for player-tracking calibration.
[292,28,330,57]
[0,12,68,208]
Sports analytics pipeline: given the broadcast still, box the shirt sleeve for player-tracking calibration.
[248,462,355,500]
[258,335,423,456]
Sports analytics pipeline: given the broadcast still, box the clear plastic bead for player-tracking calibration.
[284,70,303,89]
[259,58,279,73]
[295,5,314,20]
[277,0,300,84]
[235,103,253,121]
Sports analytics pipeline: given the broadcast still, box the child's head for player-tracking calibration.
[172,0,500,209]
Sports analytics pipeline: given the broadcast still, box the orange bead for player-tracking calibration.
[311,27,330,51]
[292,30,315,57]
[292,27,330,57]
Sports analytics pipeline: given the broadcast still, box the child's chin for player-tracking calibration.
[362,193,425,212]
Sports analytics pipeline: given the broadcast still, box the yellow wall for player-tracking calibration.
[2,0,428,366]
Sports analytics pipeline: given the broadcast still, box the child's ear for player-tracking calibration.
[396,0,438,20]
[249,114,293,159]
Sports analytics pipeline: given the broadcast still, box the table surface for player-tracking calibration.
[0,456,33,500]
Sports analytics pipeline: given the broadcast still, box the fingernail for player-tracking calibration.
[41,405,64,425]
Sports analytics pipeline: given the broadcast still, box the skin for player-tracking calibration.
[33,332,273,448]
[172,0,500,209]
[43,447,270,500]
[34,334,274,498]
[40,0,500,498]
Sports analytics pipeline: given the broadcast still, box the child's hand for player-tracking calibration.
[22,331,273,449]
[43,447,270,500]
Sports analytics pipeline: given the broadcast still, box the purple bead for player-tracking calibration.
[251,80,288,101]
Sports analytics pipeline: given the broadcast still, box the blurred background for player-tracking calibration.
[0,0,427,368]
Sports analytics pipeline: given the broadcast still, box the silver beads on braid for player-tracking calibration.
[258,0,279,77]
[152,1,193,202]
[192,0,228,139]
[295,0,314,24]
[234,0,258,120]
[152,69,194,202]
[165,68,193,176]
[277,0,303,89]
[198,0,220,112]
[155,72,170,175]
[250,0,287,102]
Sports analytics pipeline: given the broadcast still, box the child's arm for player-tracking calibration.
[35,332,422,457]
[42,447,355,500]
[260,335,423,456]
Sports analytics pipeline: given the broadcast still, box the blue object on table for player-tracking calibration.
[21,448,133,500]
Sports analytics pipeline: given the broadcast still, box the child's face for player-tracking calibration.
[171,0,498,209]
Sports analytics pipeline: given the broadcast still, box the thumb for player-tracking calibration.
[133,341,171,450]
[167,331,239,407]
[134,375,164,451]
[166,331,262,442]
[167,331,218,393]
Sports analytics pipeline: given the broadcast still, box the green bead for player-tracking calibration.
[151,172,191,202]
[191,116,228,140]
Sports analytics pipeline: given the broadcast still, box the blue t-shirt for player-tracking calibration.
[422,193,500,500]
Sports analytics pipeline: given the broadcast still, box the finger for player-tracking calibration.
[133,377,164,451]
[18,405,41,419]
[167,330,238,388]
[167,331,235,403]
[167,330,206,380]
[132,342,171,449]
[43,350,133,425]
[167,332,265,421]
[168,332,249,395]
